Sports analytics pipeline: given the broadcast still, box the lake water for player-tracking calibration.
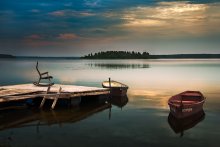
[0,59,220,147]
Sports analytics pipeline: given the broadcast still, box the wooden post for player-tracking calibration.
[51,87,62,109]
[108,77,112,103]
[109,77,111,94]
[109,78,111,88]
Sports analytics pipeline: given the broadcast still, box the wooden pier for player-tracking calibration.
[0,84,110,109]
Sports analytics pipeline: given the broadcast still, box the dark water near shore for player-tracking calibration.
[0,59,220,147]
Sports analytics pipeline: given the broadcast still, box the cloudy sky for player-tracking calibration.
[0,0,220,56]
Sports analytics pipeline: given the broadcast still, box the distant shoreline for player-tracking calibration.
[0,54,80,60]
[81,54,220,59]
[0,54,15,58]
[1,54,220,59]
[149,54,220,59]
[81,51,220,59]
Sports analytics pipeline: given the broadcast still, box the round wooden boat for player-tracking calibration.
[168,91,205,119]
[102,80,128,97]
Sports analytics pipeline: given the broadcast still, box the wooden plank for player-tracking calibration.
[0,89,40,97]
[70,90,109,97]
[40,86,51,108]
[0,95,37,102]
[0,84,108,93]
[51,87,62,109]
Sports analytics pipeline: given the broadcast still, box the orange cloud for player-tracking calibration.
[106,1,220,39]
[50,10,65,16]
[58,33,78,40]
[24,34,59,47]
[49,10,95,17]
[24,39,59,47]
[27,34,42,39]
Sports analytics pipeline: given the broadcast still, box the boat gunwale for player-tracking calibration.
[168,99,205,107]
[168,91,205,108]
[102,80,128,88]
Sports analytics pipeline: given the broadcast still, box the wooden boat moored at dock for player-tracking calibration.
[102,79,128,97]
[168,91,205,119]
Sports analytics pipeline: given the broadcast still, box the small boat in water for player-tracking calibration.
[102,79,128,97]
[168,91,205,119]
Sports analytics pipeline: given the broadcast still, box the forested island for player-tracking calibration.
[82,51,150,59]
[81,51,220,59]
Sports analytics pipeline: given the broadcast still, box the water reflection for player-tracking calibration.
[0,102,111,132]
[168,110,205,137]
[0,59,220,146]
[87,63,149,69]
[109,95,129,108]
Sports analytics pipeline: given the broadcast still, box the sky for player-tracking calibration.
[0,0,220,56]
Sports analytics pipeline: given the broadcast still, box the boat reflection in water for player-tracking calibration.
[108,95,128,109]
[168,110,205,137]
[0,101,111,132]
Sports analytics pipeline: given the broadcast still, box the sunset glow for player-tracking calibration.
[0,0,220,56]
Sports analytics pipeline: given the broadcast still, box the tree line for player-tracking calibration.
[81,51,150,59]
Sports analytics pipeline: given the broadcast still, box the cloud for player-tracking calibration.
[109,1,220,38]
[49,10,95,17]
[26,34,42,39]
[84,0,101,7]
[64,2,73,7]
[123,19,167,27]
[49,10,65,16]
[120,2,208,27]
[30,9,40,13]
[57,33,78,40]
[25,40,59,47]
[24,34,61,47]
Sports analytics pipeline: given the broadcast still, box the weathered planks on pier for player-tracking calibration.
[0,84,110,103]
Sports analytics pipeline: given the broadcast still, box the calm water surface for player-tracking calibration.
[0,59,220,147]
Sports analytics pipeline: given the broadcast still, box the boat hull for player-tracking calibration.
[169,102,204,119]
[102,80,128,97]
[110,87,128,97]
[168,91,205,119]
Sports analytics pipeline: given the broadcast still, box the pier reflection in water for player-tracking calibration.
[0,101,111,132]
[0,95,130,132]
[168,110,205,137]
